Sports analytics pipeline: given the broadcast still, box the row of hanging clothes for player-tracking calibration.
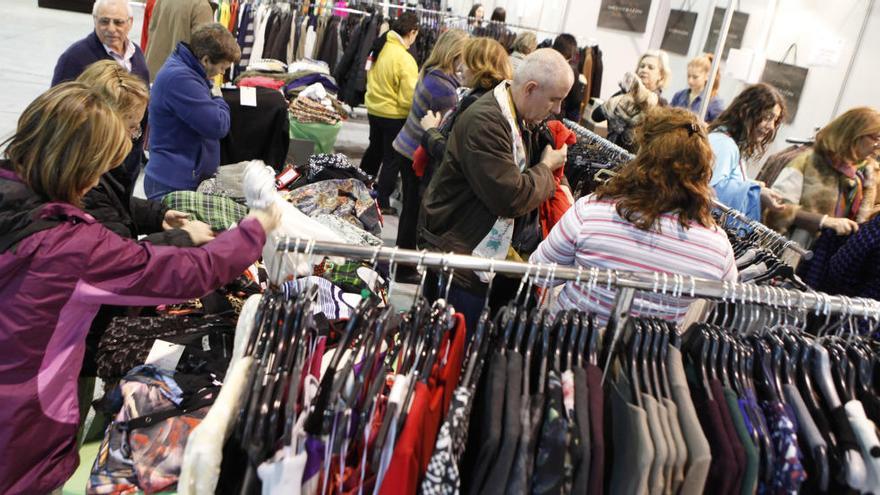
[714,205,810,289]
[158,240,880,495]
[562,118,812,287]
[227,0,370,81]
[680,294,880,495]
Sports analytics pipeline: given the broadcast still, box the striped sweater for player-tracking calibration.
[392,68,460,160]
[530,195,738,326]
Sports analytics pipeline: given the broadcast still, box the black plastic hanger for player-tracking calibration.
[627,322,644,408]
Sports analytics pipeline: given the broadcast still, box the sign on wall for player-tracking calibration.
[760,61,809,124]
[597,0,653,33]
[661,9,698,55]
[703,7,749,59]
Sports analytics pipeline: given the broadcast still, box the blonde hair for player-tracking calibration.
[815,107,880,164]
[463,37,512,89]
[688,53,720,98]
[77,60,149,115]
[511,31,537,55]
[639,50,671,90]
[2,83,131,206]
[422,29,468,76]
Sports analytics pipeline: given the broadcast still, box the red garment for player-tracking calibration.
[228,0,239,33]
[540,120,576,238]
[238,76,286,91]
[412,145,429,178]
[378,314,467,494]
[141,0,157,52]
[378,381,430,495]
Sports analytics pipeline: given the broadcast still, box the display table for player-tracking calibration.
[289,119,342,154]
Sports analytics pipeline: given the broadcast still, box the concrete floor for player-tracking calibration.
[0,0,146,142]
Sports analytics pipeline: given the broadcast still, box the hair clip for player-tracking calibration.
[684,122,699,136]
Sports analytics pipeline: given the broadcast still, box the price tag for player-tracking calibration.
[145,339,185,371]
[240,86,257,107]
[276,165,301,189]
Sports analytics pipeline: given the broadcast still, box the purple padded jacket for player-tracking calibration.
[0,167,266,494]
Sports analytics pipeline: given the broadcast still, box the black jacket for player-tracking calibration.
[82,165,193,247]
[220,86,290,171]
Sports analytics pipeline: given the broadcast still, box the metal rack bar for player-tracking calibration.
[277,239,878,318]
[712,200,812,260]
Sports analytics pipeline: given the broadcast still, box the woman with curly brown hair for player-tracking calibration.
[531,106,738,325]
[708,83,786,221]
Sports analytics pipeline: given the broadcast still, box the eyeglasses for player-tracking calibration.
[95,17,130,27]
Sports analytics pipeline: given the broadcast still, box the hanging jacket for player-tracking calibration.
[334,15,381,107]
[365,31,419,119]
[0,166,266,494]
[146,43,231,197]
[540,121,576,238]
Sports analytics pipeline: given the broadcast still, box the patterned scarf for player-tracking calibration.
[825,152,864,219]
[470,81,527,282]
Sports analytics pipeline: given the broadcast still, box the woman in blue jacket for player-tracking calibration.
[670,53,724,122]
[708,83,786,221]
[144,23,240,200]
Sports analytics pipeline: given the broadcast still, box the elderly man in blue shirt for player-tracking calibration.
[52,0,150,182]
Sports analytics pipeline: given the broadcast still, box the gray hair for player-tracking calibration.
[510,31,537,55]
[513,48,572,88]
[639,50,672,90]
[92,0,133,18]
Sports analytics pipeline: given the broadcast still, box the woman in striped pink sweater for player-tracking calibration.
[530,106,738,325]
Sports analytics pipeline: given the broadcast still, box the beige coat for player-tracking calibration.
[145,0,214,81]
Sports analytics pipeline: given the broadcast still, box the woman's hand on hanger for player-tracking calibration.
[821,216,859,236]
[248,202,283,234]
[759,186,785,211]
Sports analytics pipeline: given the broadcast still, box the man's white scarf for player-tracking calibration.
[471,81,527,282]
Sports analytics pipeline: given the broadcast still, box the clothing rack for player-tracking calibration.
[713,200,813,260]
[562,118,814,261]
[276,239,878,318]
[366,0,566,36]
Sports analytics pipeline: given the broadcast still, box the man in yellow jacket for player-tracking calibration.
[362,12,420,213]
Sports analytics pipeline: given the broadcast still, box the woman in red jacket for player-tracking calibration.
[0,82,279,494]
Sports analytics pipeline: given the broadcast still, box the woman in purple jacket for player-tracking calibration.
[0,82,279,495]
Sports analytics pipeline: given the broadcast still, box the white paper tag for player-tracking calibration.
[201,335,211,352]
[240,86,257,107]
[145,339,186,371]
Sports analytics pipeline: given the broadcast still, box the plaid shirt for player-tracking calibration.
[161,191,247,230]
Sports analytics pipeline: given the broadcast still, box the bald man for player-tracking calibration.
[52,0,149,86]
[419,48,574,328]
